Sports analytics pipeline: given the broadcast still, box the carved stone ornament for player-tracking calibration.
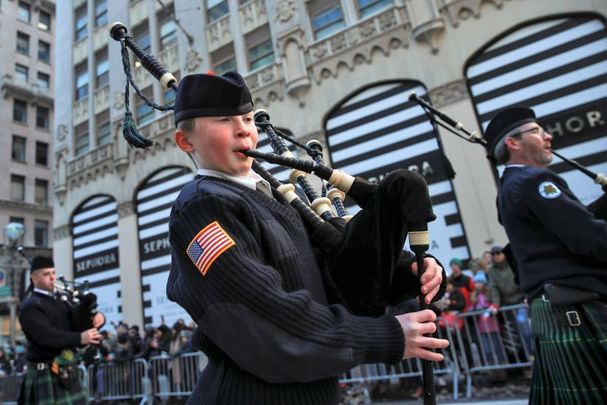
[114,91,125,109]
[118,201,135,218]
[53,224,71,240]
[56,124,68,141]
[428,79,469,108]
[275,0,298,23]
[185,50,203,72]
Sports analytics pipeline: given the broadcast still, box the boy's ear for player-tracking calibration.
[174,130,194,153]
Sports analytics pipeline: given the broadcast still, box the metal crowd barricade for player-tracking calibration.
[450,303,533,398]
[149,352,208,402]
[87,357,150,403]
[339,320,461,400]
[0,372,24,404]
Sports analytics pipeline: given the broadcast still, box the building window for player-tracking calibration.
[36,106,50,129]
[134,25,151,53]
[18,1,31,23]
[159,18,177,47]
[75,123,90,156]
[37,72,50,89]
[15,64,29,83]
[357,0,393,19]
[248,40,274,70]
[38,10,51,31]
[17,32,30,55]
[34,219,49,247]
[12,136,27,162]
[95,51,109,88]
[10,175,26,201]
[136,87,155,125]
[211,44,237,75]
[246,26,275,71]
[35,179,48,205]
[213,57,237,75]
[35,141,48,165]
[309,1,345,39]
[38,40,51,63]
[13,99,28,123]
[164,87,176,105]
[207,0,229,22]
[75,5,88,41]
[9,217,25,225]
[97,120,111,146]
[95,0,108,27]
[75,63,89,100]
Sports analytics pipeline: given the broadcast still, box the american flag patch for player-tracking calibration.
[186,221,235,275]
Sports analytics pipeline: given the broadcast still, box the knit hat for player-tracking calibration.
[490,245,503,255]
[30,256,54,273]
[473,271,488,284]
[449,258,463,267]
[174,72,254,126]
[484,107,537,160]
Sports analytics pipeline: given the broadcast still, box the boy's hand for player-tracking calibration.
[410,258,443,303]
[396,310,449,362]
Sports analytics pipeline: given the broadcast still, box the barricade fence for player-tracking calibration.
[0,304,532,403]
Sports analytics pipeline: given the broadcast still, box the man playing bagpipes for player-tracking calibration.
[18,256,105,405]
[484,107,607,404]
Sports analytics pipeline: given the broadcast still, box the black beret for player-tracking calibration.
[484,107,537,159]
[31,256,54,272]
[174,72,254,126]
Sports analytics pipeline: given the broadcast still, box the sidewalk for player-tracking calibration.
[376,399,528,405]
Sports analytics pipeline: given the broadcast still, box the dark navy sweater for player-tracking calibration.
[498,165,607,300]
[167,176,404,404]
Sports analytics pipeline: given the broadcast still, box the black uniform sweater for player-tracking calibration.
[498,165,607,300]
[19,292,82,362]
[167,176,404,404]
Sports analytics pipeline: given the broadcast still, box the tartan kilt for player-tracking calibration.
[18,364,88,405]
[529,298,607,405]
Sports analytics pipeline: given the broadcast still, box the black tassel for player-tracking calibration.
[123,111,153,148]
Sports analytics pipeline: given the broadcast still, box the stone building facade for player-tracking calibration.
[53,0,607,327]
[1,0,55,250]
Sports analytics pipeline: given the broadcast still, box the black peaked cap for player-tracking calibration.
[174,72,254,126]
[484,107,537,159]
[31,256,54,273]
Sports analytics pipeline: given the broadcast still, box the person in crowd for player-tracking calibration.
[471,272,504,365]
[487,245,531,354]
[482,251,493,269]
[0,348,11,376]
[18,256,105,404]
[448,258,475,311]
[484,106,607,404]
[165,71,448,404]
[468,258,488,277]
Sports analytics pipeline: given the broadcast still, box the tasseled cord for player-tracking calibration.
[119,38,174,149]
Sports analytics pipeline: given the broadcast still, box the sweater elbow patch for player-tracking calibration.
[200,303,354,383]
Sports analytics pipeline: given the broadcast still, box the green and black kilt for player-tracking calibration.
[529,298,607,405]
[18,364,88,405]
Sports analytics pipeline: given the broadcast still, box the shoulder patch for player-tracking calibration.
[538,181,561,199]
[186,221,235,275]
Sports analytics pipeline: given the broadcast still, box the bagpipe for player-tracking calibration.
[56,277,102,332]
[110,22,440,404]
[409,93,607,222]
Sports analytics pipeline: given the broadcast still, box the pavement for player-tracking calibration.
[376,400,527,405]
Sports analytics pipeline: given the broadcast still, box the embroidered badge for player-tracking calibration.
[187,221,235,275]
[538,181,561,199]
